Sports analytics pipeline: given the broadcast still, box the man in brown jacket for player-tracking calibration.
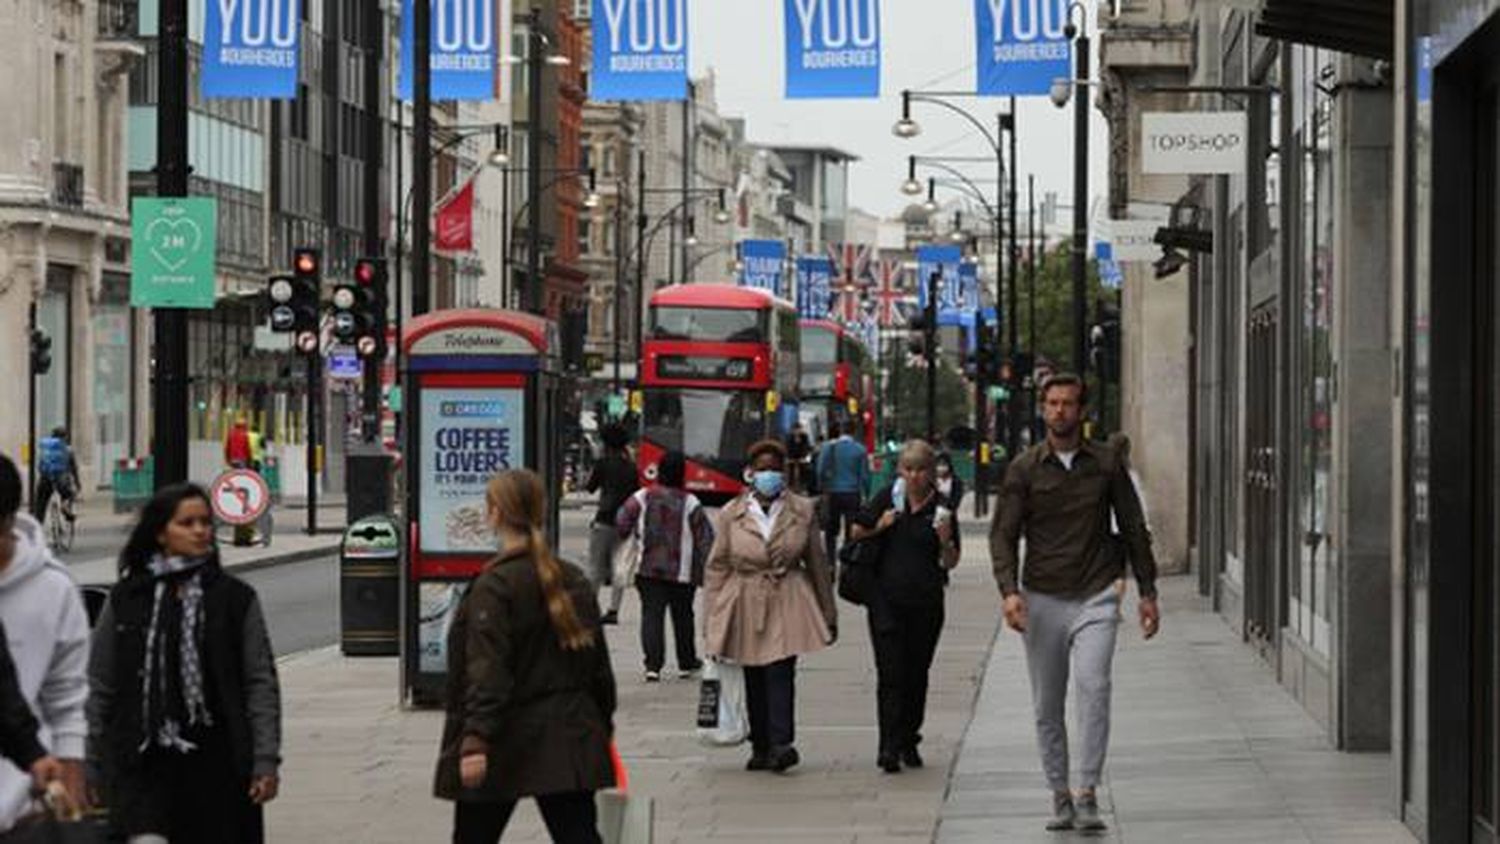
[990,373,1160,832]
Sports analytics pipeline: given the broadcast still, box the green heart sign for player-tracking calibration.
[131,197,217,309]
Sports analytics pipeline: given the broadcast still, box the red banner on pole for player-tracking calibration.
[433,178,475,252]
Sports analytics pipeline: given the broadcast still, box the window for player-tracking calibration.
[603,146,617,178]
[579,218,593,255]
[651,306,766,343]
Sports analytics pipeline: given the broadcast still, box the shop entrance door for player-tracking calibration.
[1244,301,1281,657]
[1470,72,1500,844]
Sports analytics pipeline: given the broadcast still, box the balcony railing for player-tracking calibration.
[98,0,137,39]
[53,163,84,208]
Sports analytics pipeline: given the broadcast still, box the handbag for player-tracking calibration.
[0,785,109,844]
[695,660,749,747]
[837,535,882,606]
[611,491,645,586]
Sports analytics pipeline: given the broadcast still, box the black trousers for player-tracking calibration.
[744,656,797,753]
[119,740,264,842]
[822,492,863,569]
[868,598,945,756]
[636,577,698,673]
[452,792,600,844]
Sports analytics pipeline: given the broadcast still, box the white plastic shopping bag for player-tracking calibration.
[696,660,749,747]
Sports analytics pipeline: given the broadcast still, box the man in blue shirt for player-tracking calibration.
[816,420,868,568]
[32,428,77,524]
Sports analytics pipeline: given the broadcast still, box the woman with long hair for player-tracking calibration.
[434,469,616,844]
[86,483,282,842]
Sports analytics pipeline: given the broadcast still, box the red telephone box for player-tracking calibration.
[400,309,563,704]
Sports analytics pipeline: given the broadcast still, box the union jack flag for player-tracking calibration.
[827,242,874,325]
[871,259,908,327]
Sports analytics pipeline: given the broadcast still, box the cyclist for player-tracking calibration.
[32,428,77,525]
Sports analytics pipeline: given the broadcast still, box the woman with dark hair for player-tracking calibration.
[586,424,638,625]
[703,440,836,773]
[86,483,281,842]
[434,469,616,843]
[934,452,965,510]
[615,451,713,682]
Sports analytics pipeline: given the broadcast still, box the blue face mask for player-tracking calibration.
[750,470,785,499]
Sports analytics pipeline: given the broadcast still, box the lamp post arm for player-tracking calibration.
[909,93,1002,153]
[507,171,592,243]
[917,161,999,220]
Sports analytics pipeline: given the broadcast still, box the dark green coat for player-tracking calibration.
[433,549,617,801]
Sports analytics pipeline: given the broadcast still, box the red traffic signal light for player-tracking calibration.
[293,248,320,276]
[354,259,378,286]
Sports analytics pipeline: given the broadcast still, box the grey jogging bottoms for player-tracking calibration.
[1023,585,1120,791]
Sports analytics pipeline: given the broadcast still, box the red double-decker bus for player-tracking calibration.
[639,284,801,505]
[799,319,877,452]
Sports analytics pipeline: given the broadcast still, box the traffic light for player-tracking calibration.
[29,329,51,375]
[265,275,297,332]
[290,248,322,354]
[353,257,388,359]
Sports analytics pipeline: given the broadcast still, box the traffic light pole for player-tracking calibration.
[360,0,384,441]
[153,0,190,489]
[1007,98,1022,459]
[26,302,37,509]
[926,270,939,442]
[306,353,322,534]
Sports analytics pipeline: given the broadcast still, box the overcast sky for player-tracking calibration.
[688,0,1111,227]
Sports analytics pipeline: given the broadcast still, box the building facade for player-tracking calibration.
[1,0,141,491]
[1098,0,1194,577]
[1395,0,1500,837]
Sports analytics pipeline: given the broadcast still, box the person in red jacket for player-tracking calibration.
[224,415,253,469]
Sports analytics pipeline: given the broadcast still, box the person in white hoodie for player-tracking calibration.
[0,454,89,828]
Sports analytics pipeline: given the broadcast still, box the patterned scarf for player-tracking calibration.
[140,554,213,753]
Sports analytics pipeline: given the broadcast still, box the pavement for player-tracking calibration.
[266,519,1001,843]
[936,576,1416,844]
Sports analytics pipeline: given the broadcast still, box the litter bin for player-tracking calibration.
[341,515,400,656]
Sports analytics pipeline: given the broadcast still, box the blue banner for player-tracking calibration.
[795,257,834,319]
[974,0,1071,96]
[784,0,881,99]
[398,0,498,101]
[202,0,301,98]
[916,245,964,325]
[1095,241,1123,289]
[739,240,787,294]
[591,0,689,101]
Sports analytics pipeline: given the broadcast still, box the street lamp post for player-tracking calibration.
[894,90,1022,511]
[1068,5,1089,375]
[411,0,432,317]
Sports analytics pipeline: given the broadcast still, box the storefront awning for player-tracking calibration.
[1256,0,1392,61]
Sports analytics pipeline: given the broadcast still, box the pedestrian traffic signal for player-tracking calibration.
[352,257,388,359]
[290,248,322,352]
[266,275,297,332]
[29,328,51,375]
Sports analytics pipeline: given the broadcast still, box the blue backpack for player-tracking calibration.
[37,437,68,476]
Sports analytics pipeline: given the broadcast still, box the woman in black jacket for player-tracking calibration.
[851,440,960,774]
[86,483,281,842]
[434,468,616,844]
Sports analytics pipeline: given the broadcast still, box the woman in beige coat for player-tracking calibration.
[704,439,837,773]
